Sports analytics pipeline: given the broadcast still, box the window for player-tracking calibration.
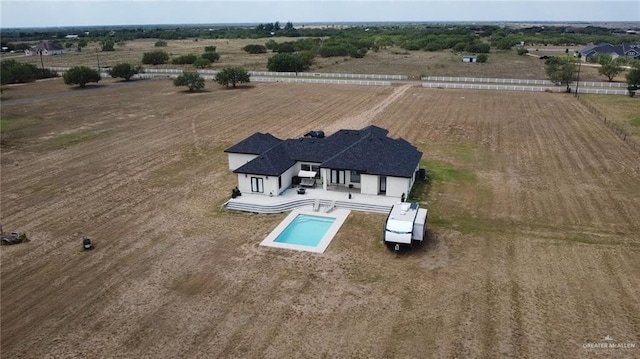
[350,171,360,183]
[301,163,321,179]
[251,177,264,193]
[311,165,321,179]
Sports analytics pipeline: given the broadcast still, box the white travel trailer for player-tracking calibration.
[383,202,428,248]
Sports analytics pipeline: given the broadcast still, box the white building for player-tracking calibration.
[225,125,423,199]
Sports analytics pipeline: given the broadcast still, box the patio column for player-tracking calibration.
[322,168,328,191]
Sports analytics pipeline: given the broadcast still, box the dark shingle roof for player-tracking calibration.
[233,143,295,176]
[230,125,422,178]
[33,42,65,51]
[321,128,422,178]
[224,133,282,155]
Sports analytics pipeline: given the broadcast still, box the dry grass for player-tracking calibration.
[5,38,622,82]
[1,79,639,358]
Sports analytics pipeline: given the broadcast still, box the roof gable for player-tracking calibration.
[224,133,282,155]
[233,142,295,176]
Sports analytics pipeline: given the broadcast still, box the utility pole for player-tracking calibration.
[96,48,101,71]
[575,53,582,97]
[39,51,46,77]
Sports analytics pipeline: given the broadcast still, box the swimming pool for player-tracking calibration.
[260,209,350,253]
[274,214,335,247]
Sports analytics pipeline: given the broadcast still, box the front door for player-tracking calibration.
[379,176,387,193]
[251,177,264,193]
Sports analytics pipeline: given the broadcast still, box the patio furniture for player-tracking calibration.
[300,177,316,188]
[297,188,306,195]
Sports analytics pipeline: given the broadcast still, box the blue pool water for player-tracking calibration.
[274,214,336,247]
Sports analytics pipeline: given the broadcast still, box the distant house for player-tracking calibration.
[462,55,478,63]
[578,43,640,62]
[65,34,78,39]
[25,42,65,56]
[225,125,423,198]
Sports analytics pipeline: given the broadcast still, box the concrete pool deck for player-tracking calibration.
[225,185,399,214]
[260,208,351,253]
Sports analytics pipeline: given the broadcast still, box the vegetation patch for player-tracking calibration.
[423,159,477,184]
[0,117,36,131]
[631,117,640,128]
[51,130,101,147]
[408,158,476,203]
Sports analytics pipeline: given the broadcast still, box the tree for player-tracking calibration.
[107,63,143,81]
[173,72,205,92]
[0,59,53,84]
[154,40,167,47]
[264,40,278,50]
[267,53,307,72]
[215,67,250,88]
[101,39,115,51]
[243,44,267,54]
[172,54,198,64]
[201,51,220,62]
[142,50,169,65]
[627,61,640,97]
[192,58,211,68]
[545,56,579,92]
[592,53,624,82]
[63,66,101,88]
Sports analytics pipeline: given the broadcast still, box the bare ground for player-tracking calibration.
[1,79,639,358]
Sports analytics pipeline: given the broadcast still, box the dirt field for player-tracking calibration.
[1,79,639,358]
[6,37,614,82]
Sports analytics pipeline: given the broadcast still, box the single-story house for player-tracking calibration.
[25,42,65,56]
[225,125,423,198]
[462,55,478,63]
[578,43,640,62]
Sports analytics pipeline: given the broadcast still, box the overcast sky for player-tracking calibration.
[1,0,638,28]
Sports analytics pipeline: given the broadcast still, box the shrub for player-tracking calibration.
[192,58,211,68]
[267,53,308,72]
[63,66,101,88]
[477,54,489,63]
[172,54,198,65]
[517,48,529,56]
[201,51,220,62]
[204,45,216,52]
[142,50,169,65]
[243,44,267,54]
[1,59,57,85]
[154,40,168,47]
[107,63,143,81]
[173,72,204,92]
[215,67,250,88]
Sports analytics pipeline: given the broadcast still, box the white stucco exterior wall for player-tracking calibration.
[236,165,296,196]
[386,177,411,198]
[360,174,379,195]
[228,153,258,170]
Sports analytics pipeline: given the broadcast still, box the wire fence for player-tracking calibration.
[576,95,640,154]
[421,82,629,95]
[422,76,628,88]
